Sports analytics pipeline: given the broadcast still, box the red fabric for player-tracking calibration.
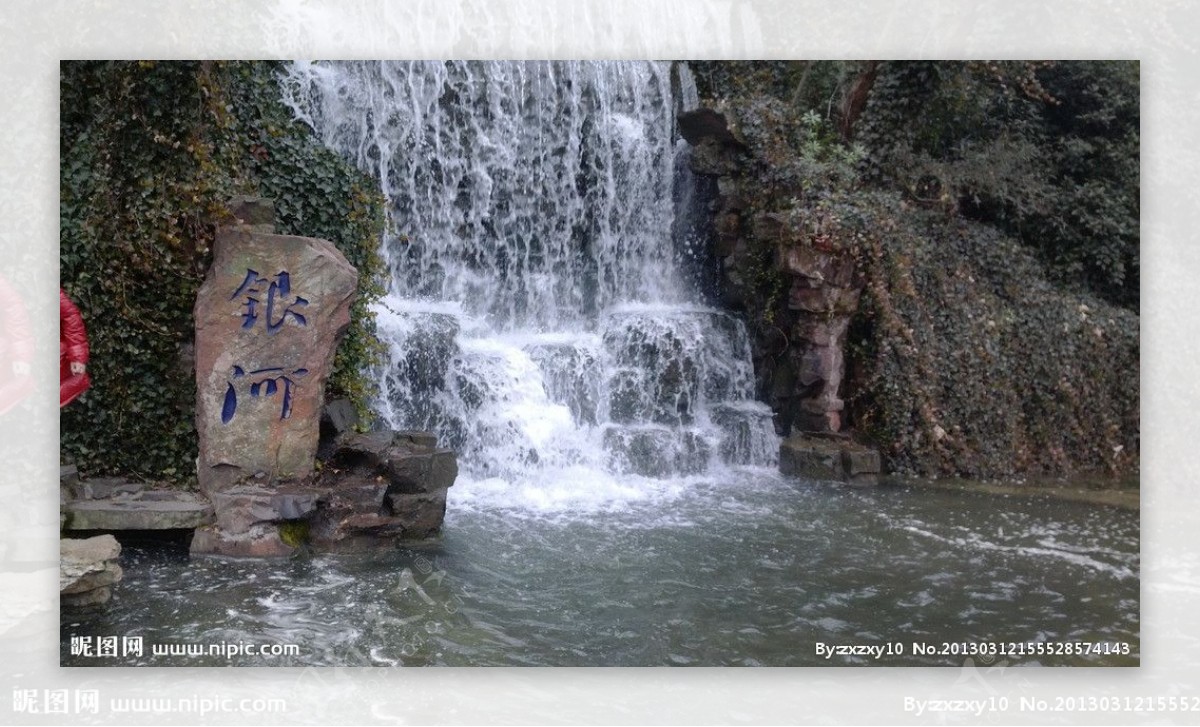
[60,288,91,407]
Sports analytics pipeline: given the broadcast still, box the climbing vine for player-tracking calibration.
[60,61,385,484]
[693,60,1139,478]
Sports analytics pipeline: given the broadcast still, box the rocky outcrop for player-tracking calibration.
[765,214,862,434]
[190,198,458,558]
[683,66,1139,480]
[190,429,458,558]
[61,535,122,608]
[679,108,865,436]
[779,435,881,486]
[309,431,458,553]
[190,523,295,559]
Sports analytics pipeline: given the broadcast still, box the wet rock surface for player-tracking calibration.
[309,432,457,552]
[190,523,295,559]
[191,430,458,558]
[779,434,881,486]
[682,109,865,437]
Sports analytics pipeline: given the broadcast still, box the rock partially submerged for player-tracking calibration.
[61,535,122,608]
[191,430,458,558]
[779,434,881,486]
[185,200,459,559]
[311,430,458,552]
[190,523,295,559]
[681,107,865,437]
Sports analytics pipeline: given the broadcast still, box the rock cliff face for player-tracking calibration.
[678,85,1138,480]
[680,108,864,438]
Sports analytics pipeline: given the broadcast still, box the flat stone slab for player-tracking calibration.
[63,490,213,531]
[66,475,144,501]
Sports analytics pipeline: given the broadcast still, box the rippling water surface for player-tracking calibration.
[62,472,1138,667]
[60,61,1137,668]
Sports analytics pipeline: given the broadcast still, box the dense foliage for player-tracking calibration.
[844,204,1138,477]
[855,61,1139,309]
[692,60,1139,477]
[696,61,1139,310]
[60,61,385,484]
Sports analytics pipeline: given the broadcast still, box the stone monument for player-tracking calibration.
[191,199,357,556]
[194,209,358,493]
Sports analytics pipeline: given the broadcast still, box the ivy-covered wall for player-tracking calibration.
[845,201,1138,477]
[689,60,1139,478]
[60,61,385,484]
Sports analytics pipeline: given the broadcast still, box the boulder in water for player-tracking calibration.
[190,523,296,559]
[192,429,458,557]
[308,432,459,552]
[192,206,368,558]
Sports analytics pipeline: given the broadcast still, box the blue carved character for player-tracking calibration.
[221,365,310,423]
[230,269,309,333]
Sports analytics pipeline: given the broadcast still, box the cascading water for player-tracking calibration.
[281,61,777,505]
[59,61,1141,669]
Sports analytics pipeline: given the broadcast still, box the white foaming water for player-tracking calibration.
[676,61,700,113]
[284,61,778,512]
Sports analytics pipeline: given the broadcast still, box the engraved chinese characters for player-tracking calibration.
[231,269,308,333]
[195,223,357,494]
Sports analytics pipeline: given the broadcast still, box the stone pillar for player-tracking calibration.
[783,244,861,433]
[679,107,865,437]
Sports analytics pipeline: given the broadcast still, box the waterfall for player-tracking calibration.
[282,61,777,495]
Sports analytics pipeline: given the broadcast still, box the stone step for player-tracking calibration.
[63,489,214,531]
[67,476,144,501]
